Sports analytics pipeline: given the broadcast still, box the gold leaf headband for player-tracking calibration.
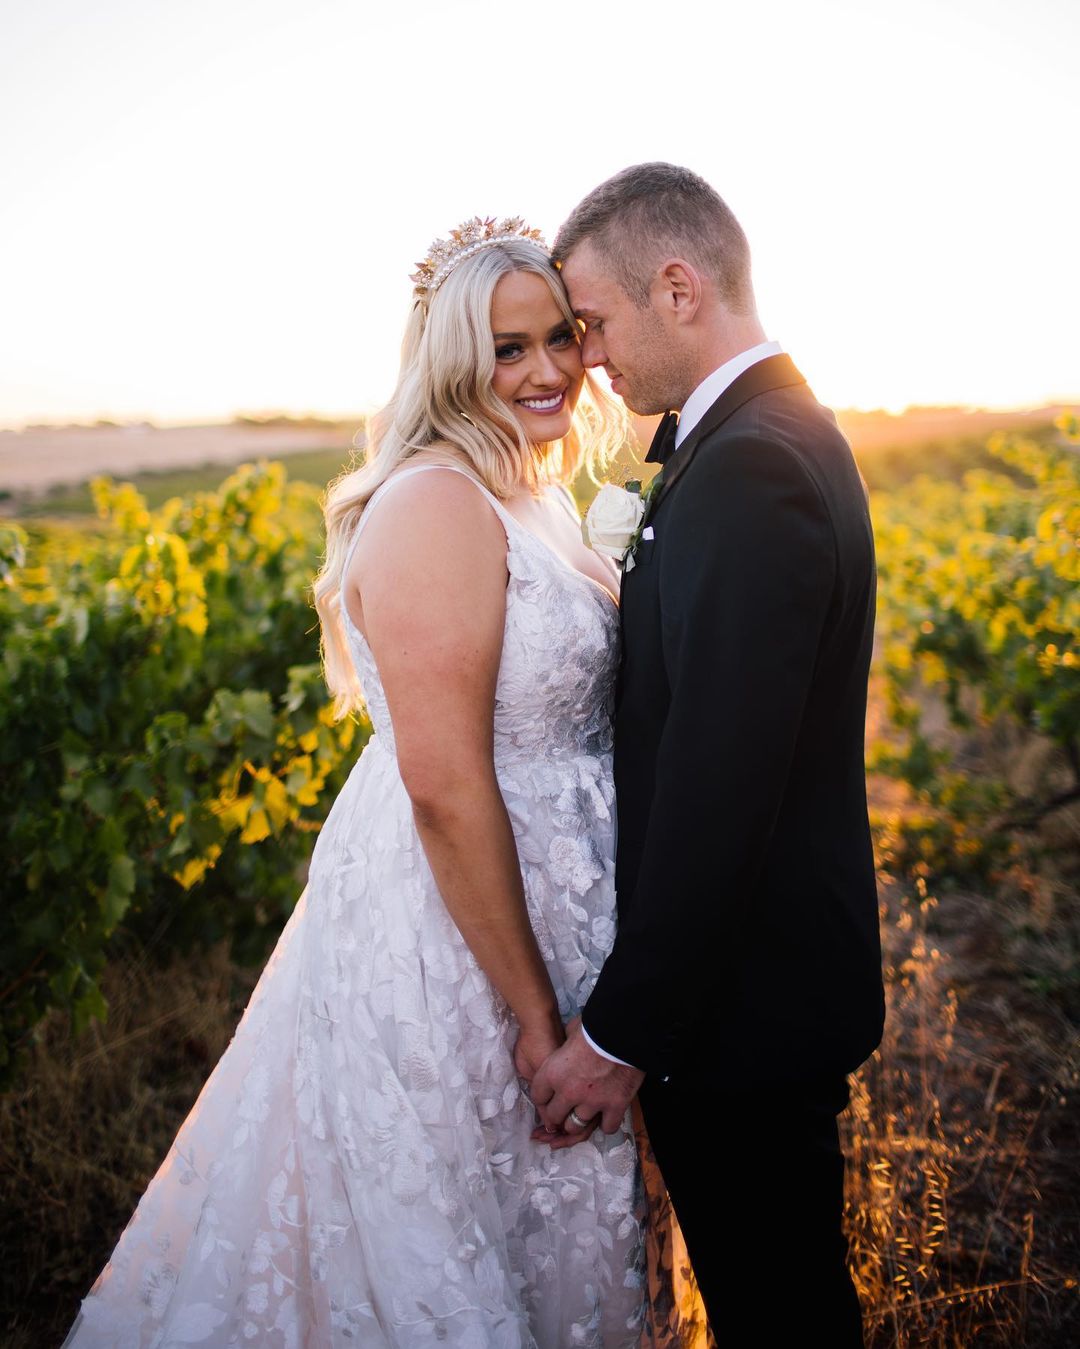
[410,216,549,303]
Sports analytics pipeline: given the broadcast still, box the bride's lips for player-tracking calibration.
[516,391,567,415]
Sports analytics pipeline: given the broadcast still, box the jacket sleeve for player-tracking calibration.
[581,433,837,1076]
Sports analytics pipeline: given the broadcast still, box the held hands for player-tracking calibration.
[512,1011,566,1086]
[526,1016,645,1151]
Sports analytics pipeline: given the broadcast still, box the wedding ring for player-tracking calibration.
[567,1108,591,1131]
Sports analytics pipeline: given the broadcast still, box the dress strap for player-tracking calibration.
[339,463,511,591]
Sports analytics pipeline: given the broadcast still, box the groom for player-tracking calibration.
[530,164,885,1344]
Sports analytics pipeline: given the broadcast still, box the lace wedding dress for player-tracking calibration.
[63,463,680,1349]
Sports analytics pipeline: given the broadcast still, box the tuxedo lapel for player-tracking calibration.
[646,354,808,521]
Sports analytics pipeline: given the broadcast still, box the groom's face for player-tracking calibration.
[560,242,684,416]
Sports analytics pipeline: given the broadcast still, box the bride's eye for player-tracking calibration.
[495,342,523,361]
[549,326,576,348]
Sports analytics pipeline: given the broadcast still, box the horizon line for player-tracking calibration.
[3,397,1078,435]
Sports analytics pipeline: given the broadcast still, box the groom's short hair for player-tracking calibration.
[553,163,753,314]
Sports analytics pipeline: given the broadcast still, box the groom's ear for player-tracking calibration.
[651,260,702,325]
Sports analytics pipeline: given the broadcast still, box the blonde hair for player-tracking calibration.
[314,238,627,718]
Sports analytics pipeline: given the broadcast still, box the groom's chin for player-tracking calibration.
[625,395,668,418]
[613,387,654,417]
[613,383,669,419]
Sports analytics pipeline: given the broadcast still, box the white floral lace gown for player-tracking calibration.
[63,464,652,1349]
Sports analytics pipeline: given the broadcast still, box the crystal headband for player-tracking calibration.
[410,216,549,303]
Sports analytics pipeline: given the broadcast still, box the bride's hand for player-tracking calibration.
[513,1014,565,1087]
[515,1016,600,1148]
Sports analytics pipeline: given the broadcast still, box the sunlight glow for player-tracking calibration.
[1,0,1077,427]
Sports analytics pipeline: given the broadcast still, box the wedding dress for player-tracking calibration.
[62,462,666,1349]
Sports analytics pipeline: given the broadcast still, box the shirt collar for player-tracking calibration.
[674,340,784,448]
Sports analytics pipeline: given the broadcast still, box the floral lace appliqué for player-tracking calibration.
[64,466,698,1349]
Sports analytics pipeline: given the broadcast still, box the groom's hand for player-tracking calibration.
[529,1017,644,1146]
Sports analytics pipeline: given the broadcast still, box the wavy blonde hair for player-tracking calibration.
[314,238,627,717]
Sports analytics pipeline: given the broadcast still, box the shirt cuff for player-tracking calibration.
[581,1022,638,1069]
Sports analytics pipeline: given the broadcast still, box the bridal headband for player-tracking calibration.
[410,216,549,304]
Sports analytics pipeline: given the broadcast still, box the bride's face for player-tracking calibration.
[490,270,584,444]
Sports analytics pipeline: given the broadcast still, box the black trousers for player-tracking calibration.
[640,1071,864,1347]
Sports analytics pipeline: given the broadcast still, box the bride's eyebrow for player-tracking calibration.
[493,317,574,341]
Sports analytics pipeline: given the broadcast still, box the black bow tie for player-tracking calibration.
[644,410,679,465]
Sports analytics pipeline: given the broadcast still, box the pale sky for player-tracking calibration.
[1,0,1077,426]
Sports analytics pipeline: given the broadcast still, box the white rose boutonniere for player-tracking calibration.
[583,482,646,571]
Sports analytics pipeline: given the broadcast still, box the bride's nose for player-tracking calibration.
[528,346,563,389]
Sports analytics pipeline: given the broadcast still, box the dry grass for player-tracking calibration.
[0,942,258,1347]
[851,664,1080,1343]
[845,875,1079,1346]
[1,866,1077,1346]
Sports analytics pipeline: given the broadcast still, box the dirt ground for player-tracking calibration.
[2,406,1070,498]
[0,423,354,495]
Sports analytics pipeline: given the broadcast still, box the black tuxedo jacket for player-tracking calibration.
[581,354,885,1086]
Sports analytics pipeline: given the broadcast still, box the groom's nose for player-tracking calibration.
[580,327,607,368]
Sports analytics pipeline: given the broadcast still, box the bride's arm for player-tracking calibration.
[350,469,563,1071]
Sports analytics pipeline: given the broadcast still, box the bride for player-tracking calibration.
[62,217,689,1348]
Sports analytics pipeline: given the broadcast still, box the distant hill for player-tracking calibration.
[833,405,1073,453]
[627,404,1072,458]
[2,404,1074,510]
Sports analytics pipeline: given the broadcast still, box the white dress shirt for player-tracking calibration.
[675,340,783,448]
[580,339,784,1073]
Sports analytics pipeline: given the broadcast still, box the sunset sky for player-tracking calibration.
[1,0,1077,426]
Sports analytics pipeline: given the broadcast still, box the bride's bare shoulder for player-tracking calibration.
[352,456,506,573]
[374,459,488,520]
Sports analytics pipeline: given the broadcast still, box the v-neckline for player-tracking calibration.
[498,506,620,614]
